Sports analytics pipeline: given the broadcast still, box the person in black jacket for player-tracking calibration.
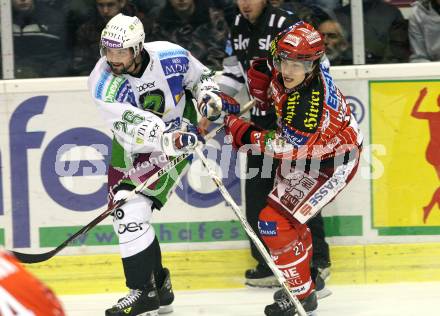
[149,0,228,70]
[335,0,410,64]
[12,0,69,78]
[217,1,332,298]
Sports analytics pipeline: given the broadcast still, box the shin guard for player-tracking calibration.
[258,205,314,299]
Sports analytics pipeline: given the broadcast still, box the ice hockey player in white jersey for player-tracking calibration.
[88,13,240,316]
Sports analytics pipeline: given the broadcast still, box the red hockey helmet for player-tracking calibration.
[275,22,324,63]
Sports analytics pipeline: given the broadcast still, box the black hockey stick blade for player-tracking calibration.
[10,203,117,264]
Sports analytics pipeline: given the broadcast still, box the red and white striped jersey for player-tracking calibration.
[257,63,363,161]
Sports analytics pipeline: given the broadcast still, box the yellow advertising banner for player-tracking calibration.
[371,81,440,228]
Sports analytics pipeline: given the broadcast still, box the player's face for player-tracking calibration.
[280,58,310,89]
[105,47,135,75]
[237,0,267,24]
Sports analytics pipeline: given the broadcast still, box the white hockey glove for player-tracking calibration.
[113,190,130,204]
[161,123,205,156]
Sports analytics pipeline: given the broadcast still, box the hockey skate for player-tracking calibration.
[314,266,332,299]
[105,288,159,316]
[264,289,318,316]
[158,268,174,314]
[245,264,279,288]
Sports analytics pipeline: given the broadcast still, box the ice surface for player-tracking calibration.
[61,282,440,316]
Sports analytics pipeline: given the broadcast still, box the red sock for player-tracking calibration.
[259,205,314,299]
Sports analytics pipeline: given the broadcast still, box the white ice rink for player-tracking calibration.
[61,282,440,316]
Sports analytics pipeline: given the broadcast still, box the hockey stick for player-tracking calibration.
[194,146,308,316]
[11,100,256,264]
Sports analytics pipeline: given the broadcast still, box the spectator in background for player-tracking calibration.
[335,0,410,64]
[36,0,70,9]
[64,0,95,57]
[318,18,350,65]
[149,0,228,70]
[12,0,69,78]
[211,0,237,27]
[409,0,440,62]
[132,0,164,19]
[270,0,330,27]
[72,0,144,75]
[296,0,342,16]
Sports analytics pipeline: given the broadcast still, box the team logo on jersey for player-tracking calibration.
[118,222,144,234]
[139,89,166,117]
[158,56,189,106]
[258,221,277,236]
[174,91,184,104]
[95,70,111,100]
[280,172,317,210]
[284,92,300,125]
[233,34,249,50]
[137,81,155,93]
[321,110,330,132]
[283,88,323,134]
[104,76,127,103]
[308,168,347,207]
[114,208,125,220]
[282,126,309,147]
[160,57,189,77]
[320,64,338,111]
[303,89,321,131]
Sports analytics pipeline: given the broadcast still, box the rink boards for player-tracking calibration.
[25,244,440,295]
[0,63,440,293]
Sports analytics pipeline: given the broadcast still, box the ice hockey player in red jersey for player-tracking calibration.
[224,21,363,315]
[0,249,65,316]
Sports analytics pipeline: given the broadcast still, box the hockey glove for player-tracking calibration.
[198,90,240,121]
[247,58,272,111]
[224,114,261,149]
[161,123,205,156]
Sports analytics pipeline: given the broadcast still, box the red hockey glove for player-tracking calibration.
[247,58,272,111]
[224,114,263,149]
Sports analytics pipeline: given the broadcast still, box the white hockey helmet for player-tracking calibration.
[100,13,145,57]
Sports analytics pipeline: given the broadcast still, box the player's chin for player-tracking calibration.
[111,66,124,75]
[283,77,298,89]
